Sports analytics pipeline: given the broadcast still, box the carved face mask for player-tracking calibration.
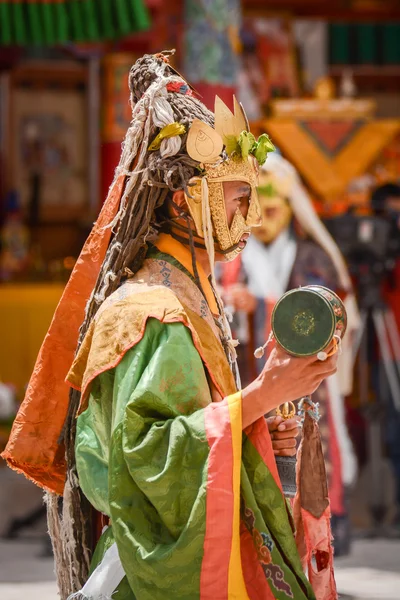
[207,158,262,261]
[252,174,293,244]
[183,96,273,261]
[253,193,292,244]
[184,159,261,261]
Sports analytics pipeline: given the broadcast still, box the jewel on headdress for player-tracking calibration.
[148,123,186,152]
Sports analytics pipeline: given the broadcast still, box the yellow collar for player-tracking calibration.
[154,233,219,315]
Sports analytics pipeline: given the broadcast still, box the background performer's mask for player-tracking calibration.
[254,177,293,244]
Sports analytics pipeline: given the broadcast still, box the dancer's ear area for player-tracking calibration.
[182,179,204,238]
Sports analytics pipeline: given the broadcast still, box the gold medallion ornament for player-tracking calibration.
[186,119,223,164]
[184,96,275,261]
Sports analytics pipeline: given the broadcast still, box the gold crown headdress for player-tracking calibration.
[186,96,274,170]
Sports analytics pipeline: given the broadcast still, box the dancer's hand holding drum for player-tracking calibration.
[241,285,346,428]
[242,337,339,429]
[242,285,347,497]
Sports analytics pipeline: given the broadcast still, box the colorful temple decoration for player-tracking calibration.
[255,96,400,211]
[0,0,150,46]
[183,0,240,109]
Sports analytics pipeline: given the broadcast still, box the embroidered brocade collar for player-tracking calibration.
[152,233,219,316]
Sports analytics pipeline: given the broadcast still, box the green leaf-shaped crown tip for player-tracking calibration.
[225,131,275,166]
[237,131,255,160]
[253,133,275,166]
[224,135,241,157]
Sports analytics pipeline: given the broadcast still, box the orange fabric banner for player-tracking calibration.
[2,175,125,495]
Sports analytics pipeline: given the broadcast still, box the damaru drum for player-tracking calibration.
[271,285,347,497]
[271,285,347,357]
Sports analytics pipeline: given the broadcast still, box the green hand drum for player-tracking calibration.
[271,285,347,357]
[270,285,347,497]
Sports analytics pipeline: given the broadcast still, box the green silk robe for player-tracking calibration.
[72,235,316,600]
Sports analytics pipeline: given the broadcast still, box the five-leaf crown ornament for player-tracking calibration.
[186,96,275,173]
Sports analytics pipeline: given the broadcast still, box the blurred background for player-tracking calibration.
[0,1,400,599]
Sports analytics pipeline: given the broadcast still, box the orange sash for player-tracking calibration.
[2,176,125,494]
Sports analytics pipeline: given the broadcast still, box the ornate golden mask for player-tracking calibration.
[184,97,273,261]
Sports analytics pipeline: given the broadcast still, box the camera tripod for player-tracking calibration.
[351,298,400,534]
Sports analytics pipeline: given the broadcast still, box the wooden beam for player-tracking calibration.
[11,61,87,89]
[329,66,400,92]
[243,0,400,20]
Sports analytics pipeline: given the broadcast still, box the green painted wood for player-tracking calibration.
[382,23,400,64]
[54,3,70,44]
[98,0,116,40]
[0,4,13,45]
[128,0,151,32]
[82,0,100,42]
[329,23,350,64]
[12,3,28,45]
[0,0,151,46]
[27,4,45,45]
[115,0,133,35]
[356,24,377,64]
[42,3,56,45]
